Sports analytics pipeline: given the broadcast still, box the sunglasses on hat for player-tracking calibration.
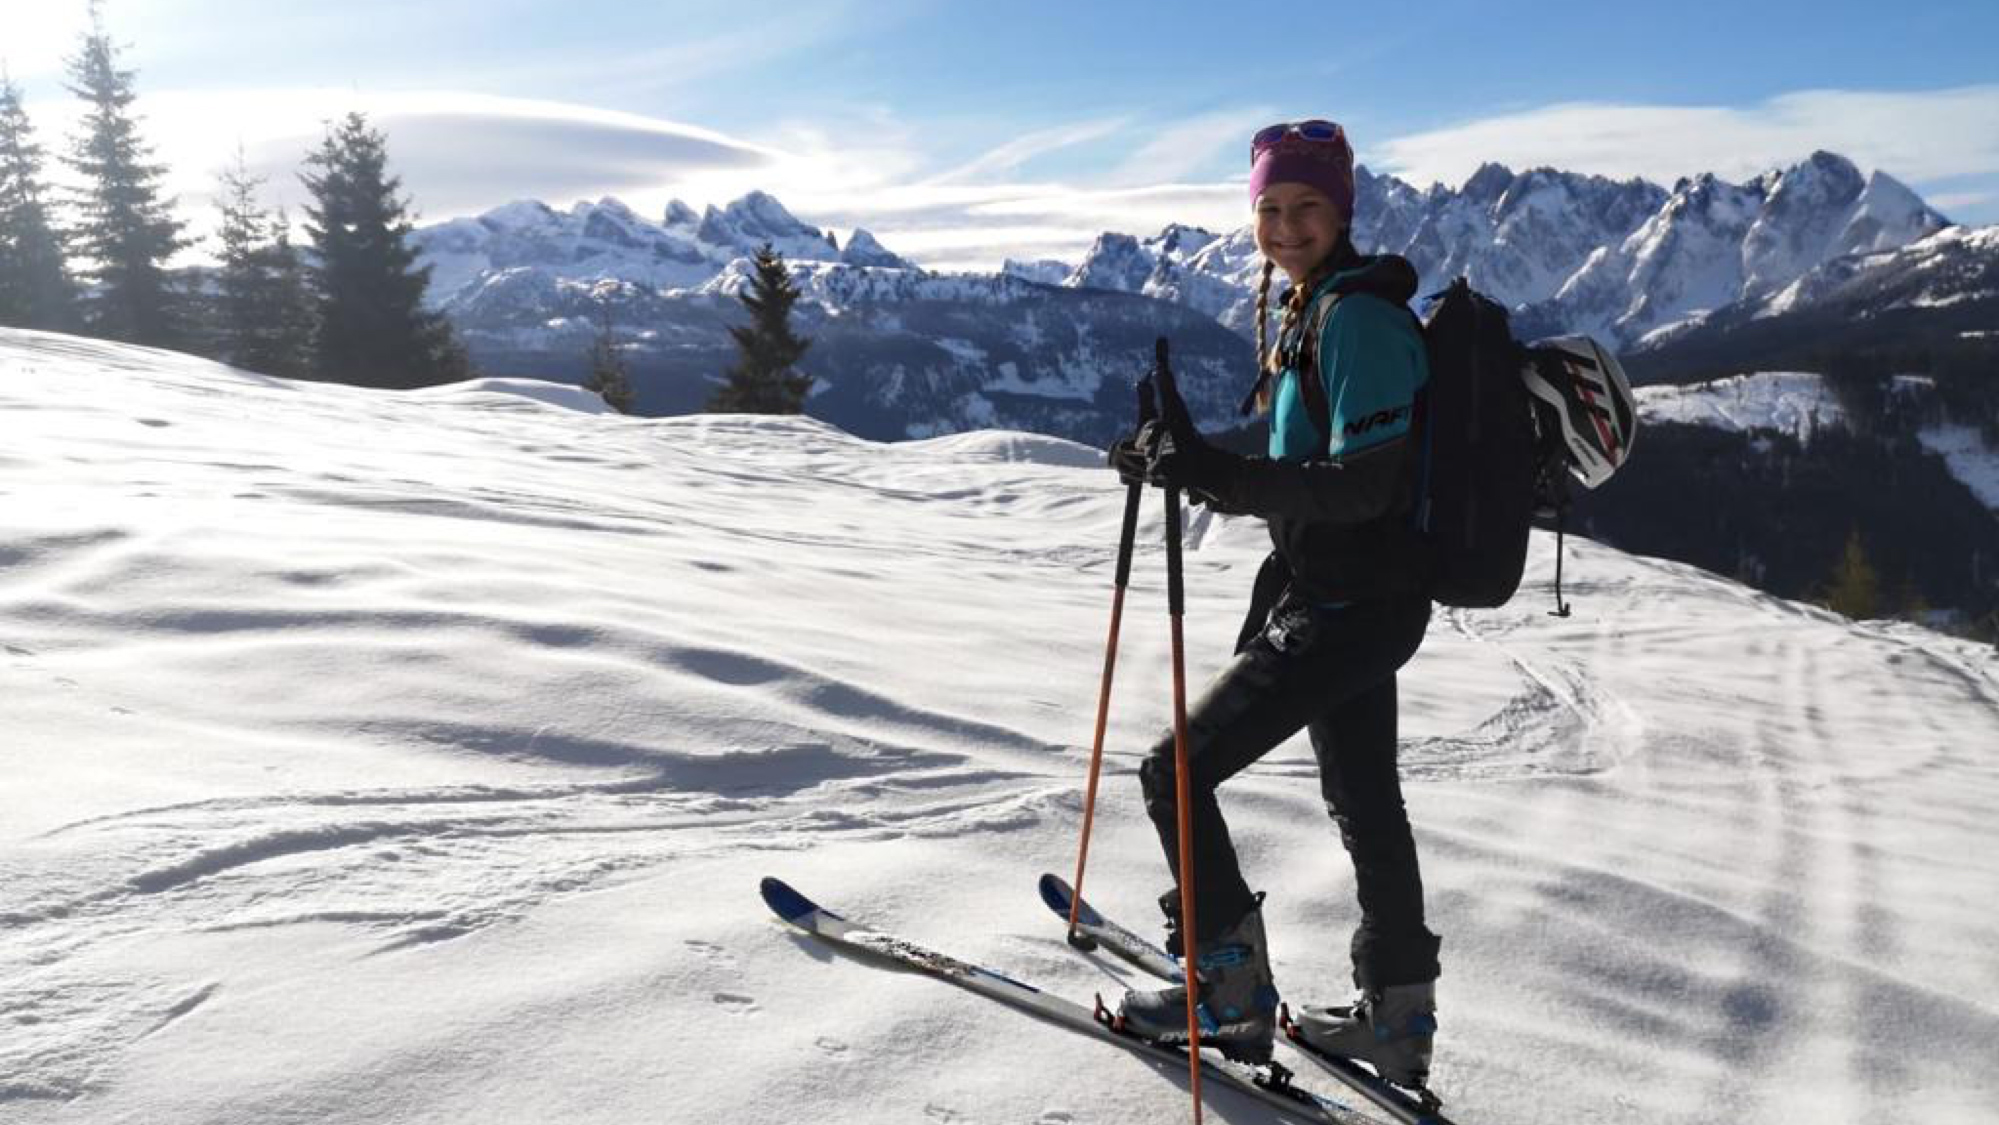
[1251,120,1345,162]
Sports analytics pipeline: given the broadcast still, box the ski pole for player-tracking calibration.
[1157,337,1206,1125]
[1067,377,1157,949]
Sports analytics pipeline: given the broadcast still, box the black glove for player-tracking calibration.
[1145,425,1228,494]
[1108,427,1153,486]
[1149,367,1237,498]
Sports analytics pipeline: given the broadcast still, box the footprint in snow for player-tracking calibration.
[712,992,759,1015]
[814,1036,848,1057]
[684,939,732,963]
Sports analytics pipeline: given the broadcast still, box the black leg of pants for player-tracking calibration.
[1139,591,1441,990]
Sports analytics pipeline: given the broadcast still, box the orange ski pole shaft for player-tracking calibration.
[1165,479,1203,1125]
[1069,373,1158,945]
[1157,338,1204,1125]
[1067,475,1143,946]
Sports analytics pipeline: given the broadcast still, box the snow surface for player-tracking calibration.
[5,329,1999,1124]
[1634,372,1844,440]
[412,378,616,415]
[1917,424,1999,510]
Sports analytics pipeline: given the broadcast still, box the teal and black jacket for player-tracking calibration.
[1198,249,1432,605]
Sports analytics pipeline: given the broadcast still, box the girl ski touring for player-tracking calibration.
[1104,118,1445,1097]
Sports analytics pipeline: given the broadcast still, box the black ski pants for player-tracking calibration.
[1139,585,1441,991]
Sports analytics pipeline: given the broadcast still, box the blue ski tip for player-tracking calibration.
[1037,873,1070,914]
[759,877,822,924]
[1037,873,1104,927]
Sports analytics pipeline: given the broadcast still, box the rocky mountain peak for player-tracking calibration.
[839,228,913,269]
[1462,162,1516,203]
[1066,232,1149,291]
[663,199,700,228]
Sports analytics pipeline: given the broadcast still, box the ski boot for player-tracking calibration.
[1115,892,1279,1064]
[1290,982,1437,1089]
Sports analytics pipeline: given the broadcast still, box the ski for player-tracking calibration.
[1035,873,1461,1125]
[760,876,1371,1125]
[1276,1006,1459,1125]
[1038,872,1184,981]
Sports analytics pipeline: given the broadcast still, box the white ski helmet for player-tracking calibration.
[1522,335,1636,489]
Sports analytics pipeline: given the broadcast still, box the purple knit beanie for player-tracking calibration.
[1248,122,1356,221]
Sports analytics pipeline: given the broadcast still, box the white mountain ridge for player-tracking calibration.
[1059,151,1950,349]
[1551,153,1947,346]
[415,190,915,309]
[413,151,1958,359]
[1752,222,1999,321]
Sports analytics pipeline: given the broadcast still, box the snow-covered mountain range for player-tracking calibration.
[407,151,1981,444]
[1624,221,1999,383]
[1054,151,1951,349]
[412,193,1253,444]
[416,191,914,302]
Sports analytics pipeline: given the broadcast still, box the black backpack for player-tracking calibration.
[1287,269,1585,613]
[1409,279,1563,608]
[1295,276,1565,609]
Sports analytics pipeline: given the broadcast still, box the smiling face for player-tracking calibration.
[1254,182,1347,284]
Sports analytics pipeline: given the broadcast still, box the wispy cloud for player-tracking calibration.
[21,88,783,255]
[17,76,1994,275]
[21,83,1261,271]
[804,182,1251,272]
[436,1,878,108]
[1104,107,1272,188]
[923,117,1134,186]
[1371,85,1999,191]
[4,0,889,127]
[1928,191,1993,212]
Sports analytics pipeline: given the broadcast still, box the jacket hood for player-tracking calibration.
[1317,253,1419,306]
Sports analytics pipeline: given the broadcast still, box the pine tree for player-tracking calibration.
[582,302,635,414]
[1823,528,1881,621]
[62,7,187,345]
[300,111,468,388]
[209,155,314,377]
[211,151,270,364]
[709,243,812,413]
[257,213,318,379]
[0,74,79,331]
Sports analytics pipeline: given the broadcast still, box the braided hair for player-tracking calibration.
[1249,233,1355,414]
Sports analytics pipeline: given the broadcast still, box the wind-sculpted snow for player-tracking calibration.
[3,328,1997,1123]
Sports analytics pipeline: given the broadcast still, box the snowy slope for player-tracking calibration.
[5,330,1999,1125]
[1635,371,1999,509]
[1634,371,1846,440]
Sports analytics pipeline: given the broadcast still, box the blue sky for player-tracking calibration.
[5,0,1997,269]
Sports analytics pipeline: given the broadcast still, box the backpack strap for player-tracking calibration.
[1292,283,1347,448]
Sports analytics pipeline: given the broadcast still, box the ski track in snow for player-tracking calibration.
[3,328,1998,1123]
